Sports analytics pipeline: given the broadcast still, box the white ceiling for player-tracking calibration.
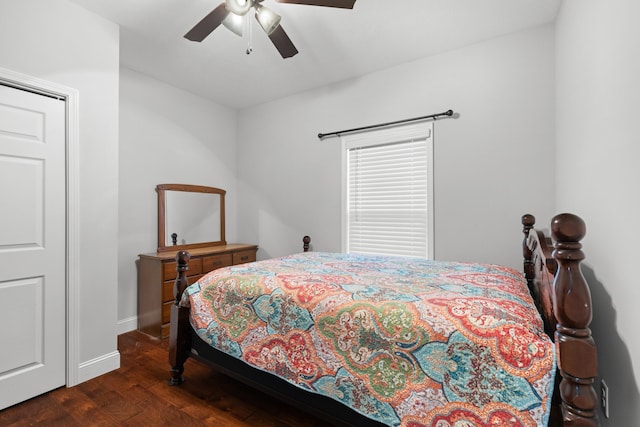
[69,0,561,109]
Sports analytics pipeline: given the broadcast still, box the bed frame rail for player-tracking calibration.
[522,213,599,426]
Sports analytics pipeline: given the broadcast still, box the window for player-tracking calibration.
[341,121,434,258]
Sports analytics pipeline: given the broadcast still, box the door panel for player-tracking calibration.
[0,278,43,373]
[0,84,66,409]
[0,155,43,248]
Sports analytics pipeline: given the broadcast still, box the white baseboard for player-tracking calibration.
[74,316,137,385]
[77,351,120,384]
[117,316,138,335]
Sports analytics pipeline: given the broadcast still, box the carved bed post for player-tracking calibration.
[551,214,599,426]
[303,235,311,252]
[168,250,191,386]
[522,214,535,286]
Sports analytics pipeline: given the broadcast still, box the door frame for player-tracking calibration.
[0,67,81,386]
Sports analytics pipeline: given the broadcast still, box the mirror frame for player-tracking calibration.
[156,184,226,253]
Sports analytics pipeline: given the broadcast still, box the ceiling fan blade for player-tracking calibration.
[275,0,356,8]
[184,3,229,42]
[267,25,299,58]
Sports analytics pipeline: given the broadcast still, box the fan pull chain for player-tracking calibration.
[246,13,253,55]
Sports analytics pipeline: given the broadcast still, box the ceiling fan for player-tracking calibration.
[184,0,356,59]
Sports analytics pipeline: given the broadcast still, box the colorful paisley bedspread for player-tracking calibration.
[183,252,555,426]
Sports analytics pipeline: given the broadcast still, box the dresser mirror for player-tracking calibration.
[156,184,226,253]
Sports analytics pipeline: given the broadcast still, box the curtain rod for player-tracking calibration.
[317,109,454,140]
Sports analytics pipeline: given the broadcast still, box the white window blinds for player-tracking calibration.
[341,121,434,258]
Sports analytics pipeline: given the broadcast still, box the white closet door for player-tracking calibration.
[0,84,66,409]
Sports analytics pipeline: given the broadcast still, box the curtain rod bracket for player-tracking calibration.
[318,109,453,140]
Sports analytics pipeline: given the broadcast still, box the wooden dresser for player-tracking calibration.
[137,244,258,338]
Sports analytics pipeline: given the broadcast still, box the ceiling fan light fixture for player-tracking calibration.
[222,12,244,37]
[255,4,281,35]
[225,0,252,16]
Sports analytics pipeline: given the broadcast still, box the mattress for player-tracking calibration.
[182,251,555,426]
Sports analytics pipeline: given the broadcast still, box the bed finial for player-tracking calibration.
[522,213,535,228]
[552,213,586,245]
[551,213,599,426]
[303,235,311,252]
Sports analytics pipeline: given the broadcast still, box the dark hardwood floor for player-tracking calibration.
[0,331,330,426]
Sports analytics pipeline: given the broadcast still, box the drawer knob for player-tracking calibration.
[241,256,248,261]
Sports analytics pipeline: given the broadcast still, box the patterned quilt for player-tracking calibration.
[183,252,555,426]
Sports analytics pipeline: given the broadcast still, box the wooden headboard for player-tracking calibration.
[522,213,599,426]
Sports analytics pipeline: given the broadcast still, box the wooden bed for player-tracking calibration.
[168,213,599,426]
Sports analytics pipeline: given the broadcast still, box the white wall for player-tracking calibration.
[556,0,640,424]
[0,0,120,378]
[118,68,238,330]
[237,25,556,270]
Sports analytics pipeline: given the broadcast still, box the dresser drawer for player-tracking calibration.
[163,257,202,280]
[162,301,172,324]
[161,323,170,338]
[202,253,233,273]
[162,281,173,303]
[162,274,203,303]
[233,250,256,265]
